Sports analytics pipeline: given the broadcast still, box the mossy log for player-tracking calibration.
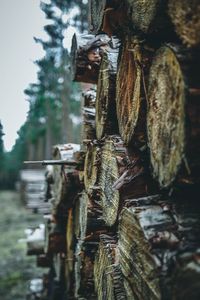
[95,37,120,139]
[94,234,127,300]
[88,0,127,36]
[118,196,200,300]
[82,89,96,140]
[71,33,110,83]
[116,37,147,146]
[168,0,200,48]
[126,0,172,37]
[99,136,152,226]
[147,45,200,188]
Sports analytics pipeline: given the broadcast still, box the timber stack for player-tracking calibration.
[23,0,200,299]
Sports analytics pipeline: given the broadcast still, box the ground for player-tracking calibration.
[0,190,45,300]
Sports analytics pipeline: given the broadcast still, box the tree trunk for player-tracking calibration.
[71,33,110,84]
[147,45,200,188]
[95,37,120,139]
[168,0,200,48]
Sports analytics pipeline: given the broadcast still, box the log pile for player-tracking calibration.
[24,1,200,299]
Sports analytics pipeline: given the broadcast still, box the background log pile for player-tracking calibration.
[23,1,200,299]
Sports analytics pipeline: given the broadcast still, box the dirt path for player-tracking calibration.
[0,191,44,300]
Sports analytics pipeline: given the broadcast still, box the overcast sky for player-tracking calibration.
[0,0,48,151]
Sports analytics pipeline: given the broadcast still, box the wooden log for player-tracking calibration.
[147,45,200,188]
[51,143,81,215]
[26,224,45,256]
[74,191,106,242]
[45,220,66,255]
[95,37,120,139]
[84,141,101,194]
[168,0,200,48]
[82,88,96,140]
[116,37,146,146]
[94,234,127,300]
[118,196,200,300]
[88,0,127,36]
[99,136,154,226]
[71,33,110,84]
[36,254,52,268]
[74,240,96,299]
[126,0,172,37]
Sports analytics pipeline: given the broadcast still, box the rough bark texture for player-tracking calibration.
[116,37,145,146]
[95,37,120,139]
[119,196,200,300]
[168,0,200,48]
[94,234,127,300]
[71,33,110,84]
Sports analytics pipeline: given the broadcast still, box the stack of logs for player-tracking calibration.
[26,1,200,299]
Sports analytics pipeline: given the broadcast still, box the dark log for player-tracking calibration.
[95,37,120,139]
[71,33,110,83]
[126,0,172,37]
[89,0,127,36]
[99,136,154,226]
[116,37,147,146]
[82,88,96,140]
[94,234,127,300]
[118,196,200,300]
[74,240,96,299]
[74,191,106,242]
[168,0,200,48]
[147,45,200,188]
[45,222,66,255]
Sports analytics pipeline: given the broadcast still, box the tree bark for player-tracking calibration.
[168,0,200,48]
[95,37,120,139]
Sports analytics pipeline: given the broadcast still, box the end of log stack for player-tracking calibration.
[168,0,200,48]
[71,33,110,84]
[147,45,185,188]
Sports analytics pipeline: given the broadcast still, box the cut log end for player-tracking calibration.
[116,37,142,145]
[168,0,200,48]
[147,46,185,188]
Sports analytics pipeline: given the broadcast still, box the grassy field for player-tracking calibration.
[0,191,45,300]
